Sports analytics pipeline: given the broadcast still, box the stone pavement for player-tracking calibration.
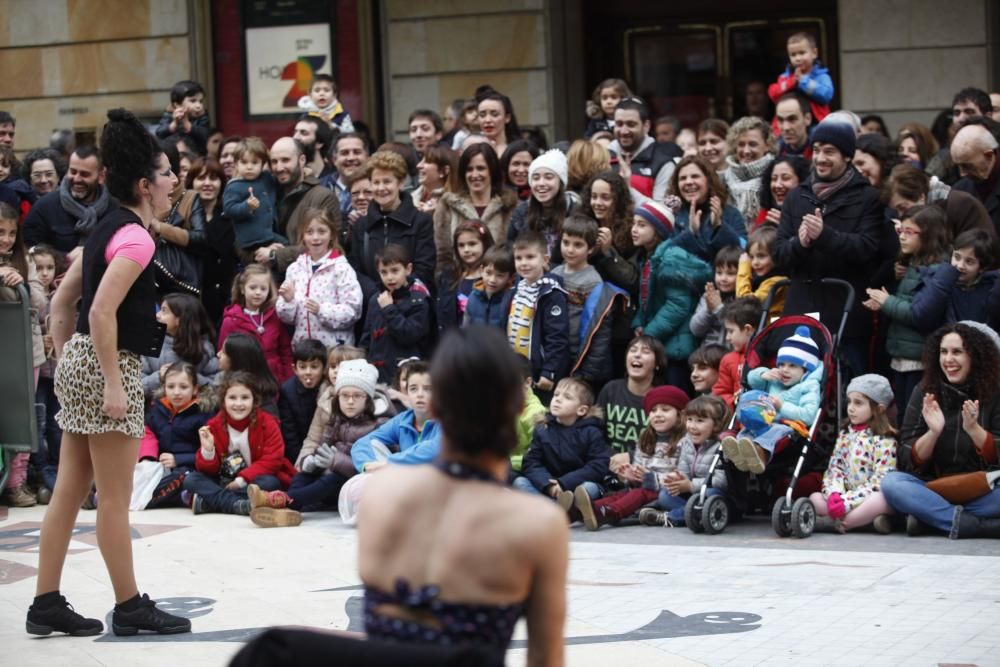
[1,504,998,666]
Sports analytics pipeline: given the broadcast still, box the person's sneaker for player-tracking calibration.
[250,506,303,528]
[556,490,574,513]
[111,594,191,636]
[906,514,927,537]
[36,486,52,505]
[873,514,893,535]
[232,499,251,516]
[191,494,207,515]
[248,484,291,510]
[574,486,598,531]
[739,438,767,474]
[4,485,37,507]
[638,507,666,526]
[26,594,103,636]
[720,435,744,470]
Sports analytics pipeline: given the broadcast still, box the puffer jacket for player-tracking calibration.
[142,397,212,469]
[297,383,395,469]
[570,280,629,387]
[881,262,945,361]
[433,191,518,272]
[676,435,727,493]
[911,264,1000,333]
[316,410,392,478]
[746,365,824,425]
[276,249,363,348]
[822,426,897,513]
[218,304,293,383]
[359,277,433,383]
[522,415,612,492]
[632,240,713,362]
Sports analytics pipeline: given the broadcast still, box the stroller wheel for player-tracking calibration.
[791,497,816,538]
[701,495,729,535]
[771,497,793,537]
[684,495,705,533]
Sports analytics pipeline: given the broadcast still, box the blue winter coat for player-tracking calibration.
[632,240,713,362]
[747,366,823,425]
[359,277,433,383]
[145,399,211,470]
[911,264,1000,332]
[278,375,320,464]
[501,274,570,383]
[570,281,629,386]
[522,415,612,492]
[464,282,510,330]
[350,410,441,472]
[671,204,748,262]
[222,172,284,251]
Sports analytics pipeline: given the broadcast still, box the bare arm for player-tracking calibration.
[525,507,568,667]
[49,259,83,357]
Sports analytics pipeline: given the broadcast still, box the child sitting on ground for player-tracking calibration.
[300,345,369,454]
[249,359,393,527]
[514,378,612,518]
[278,339,327,465]
[464,244,514,329]
[182,372,296,516]
[722,326,823,474]
[809,374,897,533]
[575,385,688,530]
[767,32,833,126]
[689,343,727,395]
[738,225,787,320]
[638,394,731,527]
[222,137,285,256]
[690,245,740,347]
[712,296,763,409]
[513,355,548,475]
[298,74,355,132]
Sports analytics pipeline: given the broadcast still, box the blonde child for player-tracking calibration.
[0,203,47,507]
[277,207,363,348]
[639,394,731,527]
[297,74,354,132]
[575,385,688,530]
[585,78,632,139]
[809,374,897,533]
[219,264,293,383]
[737,225,787,319]
[437,220,494,331]
[222,137,284,254]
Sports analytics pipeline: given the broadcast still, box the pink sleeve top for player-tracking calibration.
[104,223,155,268]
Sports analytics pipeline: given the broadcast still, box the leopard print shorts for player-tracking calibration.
[54,333,144,439]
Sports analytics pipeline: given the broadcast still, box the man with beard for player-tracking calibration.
[607,97,680,204]
[293,115,334,180]
[321,132,370,222]
[775,92,813,159]
[774,119,883,378]
[255,137,339,275]
[23,145,114,259]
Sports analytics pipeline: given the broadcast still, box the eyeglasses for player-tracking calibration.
[350,188,373,198]
[896,227,921,237]
[339,391,368,402]
[30,170,57,180]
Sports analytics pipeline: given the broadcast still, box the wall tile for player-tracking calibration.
[66,0,187,42]
[0,48,47,99]
[839,0,985,51]
[5,0,69,47]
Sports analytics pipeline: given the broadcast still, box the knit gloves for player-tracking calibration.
[827,492,846,520]
[302,444,335,473]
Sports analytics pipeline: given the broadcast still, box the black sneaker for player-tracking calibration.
[26,594,104,636]
[191,493,207,515]
[112,594,192,636]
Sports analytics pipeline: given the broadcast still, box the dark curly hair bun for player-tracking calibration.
[101,107,159,205]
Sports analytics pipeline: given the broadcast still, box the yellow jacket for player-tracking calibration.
[737,257,786,320]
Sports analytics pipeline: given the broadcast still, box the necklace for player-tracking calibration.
[244,308,265,334]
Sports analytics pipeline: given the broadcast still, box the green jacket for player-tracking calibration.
[883,262,943,362]
[632,240,713,361]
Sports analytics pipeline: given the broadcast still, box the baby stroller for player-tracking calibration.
[684,278,854,537]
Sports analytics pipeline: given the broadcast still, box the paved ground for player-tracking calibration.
[1,504,999,666]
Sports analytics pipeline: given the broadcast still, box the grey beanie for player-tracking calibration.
[959,320,1000,353]
[846,373,894,407]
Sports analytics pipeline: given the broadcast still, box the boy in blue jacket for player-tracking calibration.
[504,231,570,396]
[722,326,823,474]
[767,32,833,126]
[514,378,612,517]
[464,244,514,329]
[222,137,286,255]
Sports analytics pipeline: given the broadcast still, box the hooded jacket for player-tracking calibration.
[501,274,570,383]
[570,280,629,386]
[747,365,823,425]
[275,249,363,348]
[141,397,212,468]
[522,414,612,492]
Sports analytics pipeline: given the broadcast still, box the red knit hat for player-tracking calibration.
[643,385,690,414]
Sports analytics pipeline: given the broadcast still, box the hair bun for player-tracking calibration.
[106,108,134,123]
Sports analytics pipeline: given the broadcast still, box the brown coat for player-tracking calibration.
[432,190,518,274]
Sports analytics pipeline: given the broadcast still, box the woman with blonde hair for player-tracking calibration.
[723,116,776,227]
[566,139,611,194]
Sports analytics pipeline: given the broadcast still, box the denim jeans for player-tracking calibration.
[511,475,603,501]
[657,486,724,525]
[33,377,61,491]
[881,470,1000,534]
[182,472,281,514]
[288,471,349,512]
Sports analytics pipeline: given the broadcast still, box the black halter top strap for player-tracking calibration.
[433,459,501,484]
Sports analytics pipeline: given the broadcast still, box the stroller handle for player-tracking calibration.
[816,278,855,350]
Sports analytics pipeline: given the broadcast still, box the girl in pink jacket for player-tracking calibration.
[276,208,363,347]
[218,263,294,383]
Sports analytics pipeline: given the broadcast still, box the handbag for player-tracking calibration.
[153,191,201,295]
[926,471,992,505]
[219,451,249,486]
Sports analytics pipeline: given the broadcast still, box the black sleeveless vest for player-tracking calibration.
[76,207,165,357]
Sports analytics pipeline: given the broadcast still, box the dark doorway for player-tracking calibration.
[581,1,838,126]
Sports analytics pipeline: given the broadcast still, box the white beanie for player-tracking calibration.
[777,326,821,372]
[334,359,379,399]
[528,149,568,188]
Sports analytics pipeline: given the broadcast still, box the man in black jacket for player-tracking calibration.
[774,120,884,377]
[950,123,1000,237]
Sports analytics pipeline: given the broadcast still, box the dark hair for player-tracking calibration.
[930,109,953,148]
[899,205,951,267]
[231,263,276,310]
[311,73,337,94]
[921,322,1000,405]
[481,243,515,274]
[217,371,261,420]
[952,228,998,269]
[100,109,161,206]
[720,296,763,329]
[376,243,411,267]
[402,359,431,383]
[169,80,205,106]
[376,141,418,177]
[615,96,649,122]
[512,230,548,255]
[293,338,328,364]
[684,394,731,434]
[451,220,494,282]
[296,114,333,155]
[627,335,668,385]
[697,118,730,143]
[222,333,279,401]
[431,326,524,459]
[860,114,890,138]
[896,123,939,168]
[855,133,902,185]
[514,353,533,380]
[0,203,28,282]
[456,142,502,198]
[884,163,930,205]
[638,398,685,458]
[162,361,198,388]
[688,343,728,370]
[419,144,457,184]
[184,157,225,191]
[29,243,67,279]
[499,140,540,189]
[335,132,369,155]
[747,226,778,257]
[787,31,817,49]
[654,115,682,134]
[73,144,102,165]
[580,170,633,254]
[525,181,569,238]
[952,87,992,115]
[714,244,742,269]
[759,155,810,210]
[475,87,521,143]
[776,91,811,118]
[0,111,14,126]
[669,155,730,205]
[591,78,632,109]
[408,109,444,134]
[162,293,217,364]
[21,148,65,183]
[561,214,599,248]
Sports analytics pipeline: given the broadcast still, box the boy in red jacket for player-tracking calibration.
[712,297,762,410]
